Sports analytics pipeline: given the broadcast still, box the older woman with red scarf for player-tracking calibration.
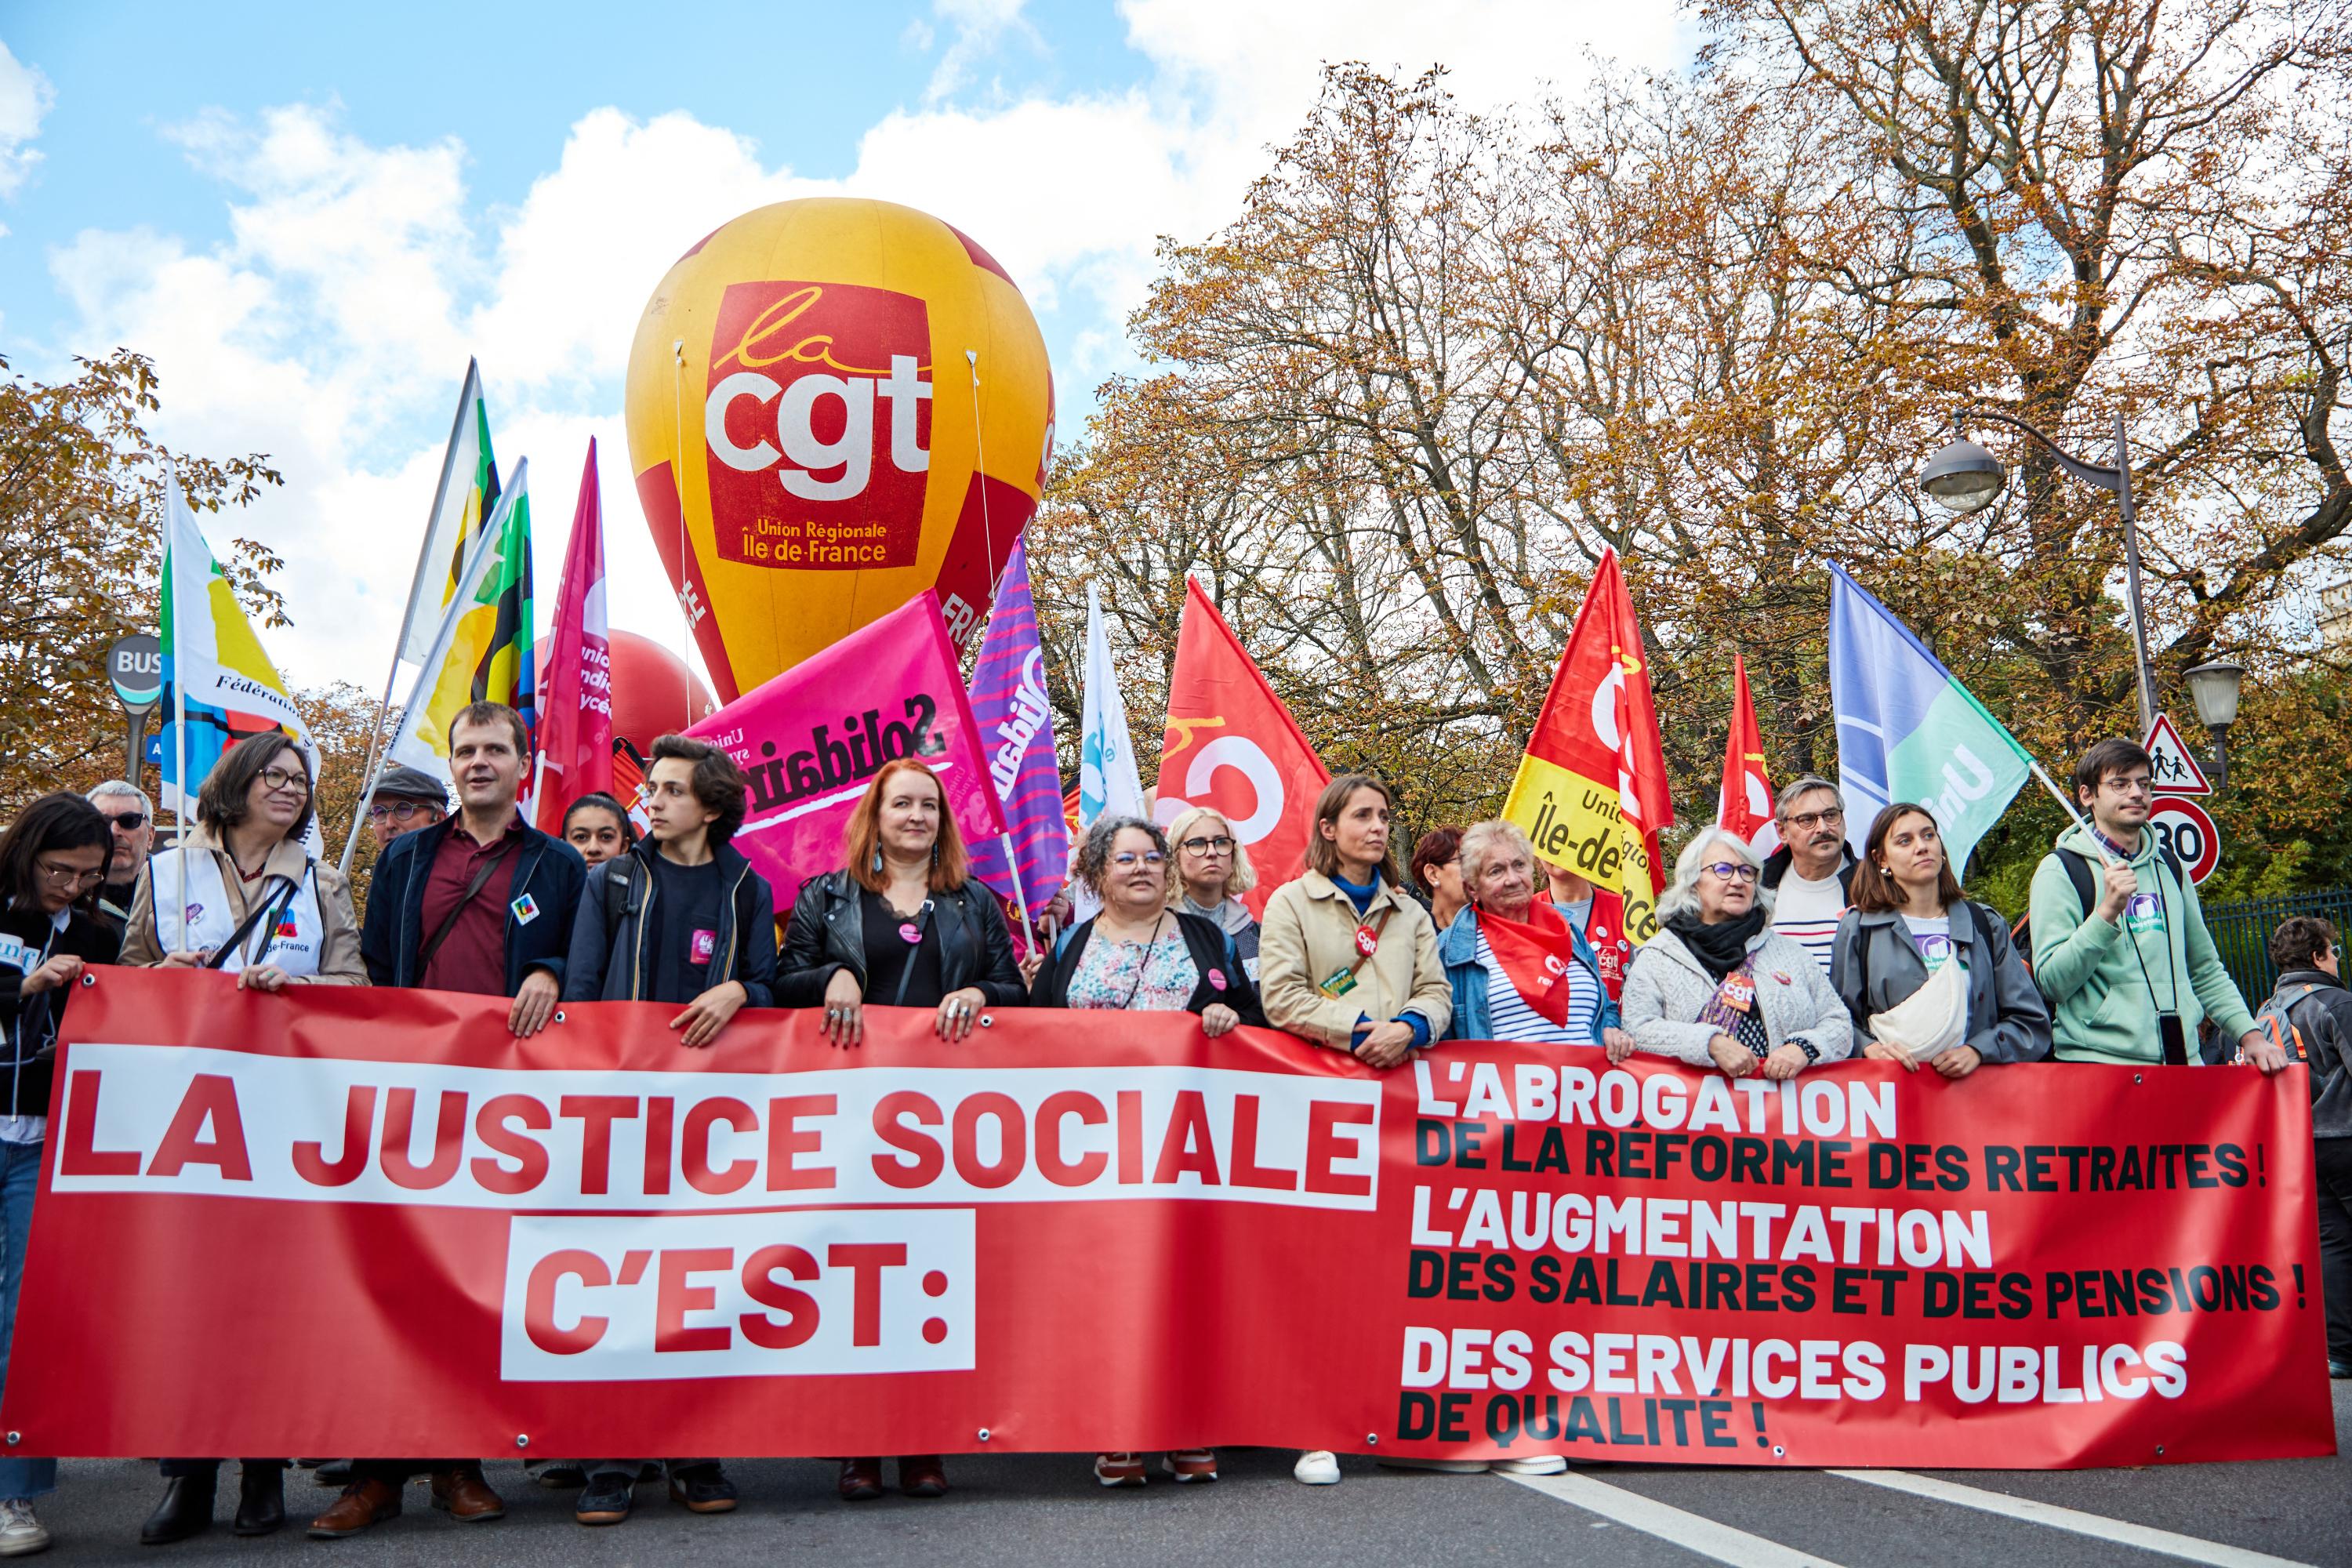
[1441,820,1634,1053]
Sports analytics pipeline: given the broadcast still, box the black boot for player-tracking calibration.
[140,1472,216,1545]
[234,1464,286,1537]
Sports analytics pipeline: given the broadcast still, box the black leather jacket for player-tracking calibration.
[776,869,1025,1009]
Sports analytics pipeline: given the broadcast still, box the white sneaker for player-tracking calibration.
[0,1499,49,1557]
[1377,1457,1490,1473]
[1490,1454,1568,1475]
[1292,1450,1341,1485]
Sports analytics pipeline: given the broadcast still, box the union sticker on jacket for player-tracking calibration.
[510,892,540,925]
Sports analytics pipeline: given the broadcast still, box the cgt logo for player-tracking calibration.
[703,281,932,571]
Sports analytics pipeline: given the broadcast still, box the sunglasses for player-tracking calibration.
[103,811,147,830]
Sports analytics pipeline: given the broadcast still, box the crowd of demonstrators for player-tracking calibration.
[1164,804,1261,982]
[2028,739,2280,1073]
[2262,917,2352,1378]
[1761,775,1856,979]
[1831,804,2051,1077]
[1030,814,1264,1490]
[363,764,449,850]
[1617,827,1851,1080]
[2,722,2349,1552]
[83,781,153,932]
[777,756,1024,1503]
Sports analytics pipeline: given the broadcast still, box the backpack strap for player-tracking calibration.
[600,857,641,947]
[2055,847,2098,919]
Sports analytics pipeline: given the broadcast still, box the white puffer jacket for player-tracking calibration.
[1621,927,1853,1067]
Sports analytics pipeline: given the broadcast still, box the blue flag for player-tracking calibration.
[1828,563,2034,876]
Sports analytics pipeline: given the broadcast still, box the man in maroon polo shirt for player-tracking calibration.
[325,702,588,1540]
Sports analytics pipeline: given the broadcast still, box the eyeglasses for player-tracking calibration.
[1779,808,1844,832]
[103,811,147,831]
[1179,835,1235,854]
[259,765,310,796]
[368,800,437,822]
[1701,862,1762,884]
[1110,851,1167,869]
[35,859,105,891]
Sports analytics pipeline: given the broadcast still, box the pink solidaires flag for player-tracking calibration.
[688,592,1006,912]
[530,441,614,835]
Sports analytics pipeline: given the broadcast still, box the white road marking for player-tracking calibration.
[1497,1470,1846,1567]
[1827,1469,2315,1568]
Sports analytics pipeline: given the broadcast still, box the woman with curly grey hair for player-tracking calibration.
[1029,813,1263,1488]
[1616,827,1849,1080]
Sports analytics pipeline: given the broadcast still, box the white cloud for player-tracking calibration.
[0,41,53,200]
[41,1,1684,698]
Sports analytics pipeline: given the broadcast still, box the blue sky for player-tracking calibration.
[0,2,1686,690]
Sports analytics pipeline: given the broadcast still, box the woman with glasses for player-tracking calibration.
[776,755,1024,1504]
[1440,821,1631,1058]
[1029,814,1263,1489]
[1164,805,1261,981]
[121,734,362,1544]
[1830,804,2049,1077]
[1616,828,1848,1080]
[0,794,121,1556]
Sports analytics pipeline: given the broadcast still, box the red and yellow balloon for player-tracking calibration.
[624,198,1054,703]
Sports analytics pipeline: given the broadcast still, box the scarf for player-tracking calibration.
[1478,901,1578,1026]
[1664,906,1766,981]
[1179,893,1255,937]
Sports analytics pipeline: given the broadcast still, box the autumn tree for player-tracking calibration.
[0,351,284,809]
[1032,5,2352,899]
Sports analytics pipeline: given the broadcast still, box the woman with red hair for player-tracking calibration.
[775,757,1025,1503]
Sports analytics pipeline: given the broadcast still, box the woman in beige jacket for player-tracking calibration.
[122,732,365,989]
[1258,772,1451,1062]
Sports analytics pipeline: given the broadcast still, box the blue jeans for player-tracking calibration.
[0,1138,53,1500]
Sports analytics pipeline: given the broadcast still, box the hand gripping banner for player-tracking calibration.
[4,971,2332,1468]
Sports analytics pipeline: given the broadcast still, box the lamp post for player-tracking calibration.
[1918,409,2159,735]
[2183,659,2245,788]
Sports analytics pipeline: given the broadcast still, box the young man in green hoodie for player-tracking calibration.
[2029,738,2284,1073]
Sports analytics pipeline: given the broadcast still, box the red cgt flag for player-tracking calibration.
[1159,579,1330,918]
[1717,653,1777,852]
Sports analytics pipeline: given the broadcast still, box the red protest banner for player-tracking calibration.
[6,971,2331,1469]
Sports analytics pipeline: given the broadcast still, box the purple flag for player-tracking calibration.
[967,538,1068,913]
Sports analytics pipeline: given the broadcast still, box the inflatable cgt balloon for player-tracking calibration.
[624,198,1054,704]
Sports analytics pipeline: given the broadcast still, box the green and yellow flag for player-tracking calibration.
[388,459,535,777]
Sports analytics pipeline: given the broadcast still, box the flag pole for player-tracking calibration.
[168,542,191,955]
[340,362,483,877]
[2027,759,2122,866]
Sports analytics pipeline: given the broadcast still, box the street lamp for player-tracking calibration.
[1918,409,2160,735]
[2183,659,2245,787]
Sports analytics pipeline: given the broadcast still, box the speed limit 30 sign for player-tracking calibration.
[2146,797,2222,884]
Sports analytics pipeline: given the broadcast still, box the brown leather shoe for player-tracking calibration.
[428,1466,505,1523]
[837,1457,883,1502]
[899,1454,948,1498]
[307,1478,401,1538]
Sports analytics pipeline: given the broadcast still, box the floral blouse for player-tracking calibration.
[1066,921,1201,1012]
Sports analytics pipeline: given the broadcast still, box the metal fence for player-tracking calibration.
[2202,887,2352,1006]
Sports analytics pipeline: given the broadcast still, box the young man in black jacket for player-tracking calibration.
[558,733,770,1525]
[318,702,586,1541]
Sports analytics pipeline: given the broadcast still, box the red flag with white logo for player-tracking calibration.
[1717,653,1777,853]
[1159,579,1330,918]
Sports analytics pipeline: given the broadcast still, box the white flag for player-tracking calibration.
[397,361,498,665]
[1077,580,1146,827]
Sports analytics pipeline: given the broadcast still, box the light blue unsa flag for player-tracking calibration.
[1828,563,2033,875]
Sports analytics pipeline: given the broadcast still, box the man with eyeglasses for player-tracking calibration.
[2029,737,2273,1074]
[362,764,450,850]
[1759,775,1857,980]
[85,780,155,935]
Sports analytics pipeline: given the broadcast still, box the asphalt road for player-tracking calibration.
[20,1383,2350,1566]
